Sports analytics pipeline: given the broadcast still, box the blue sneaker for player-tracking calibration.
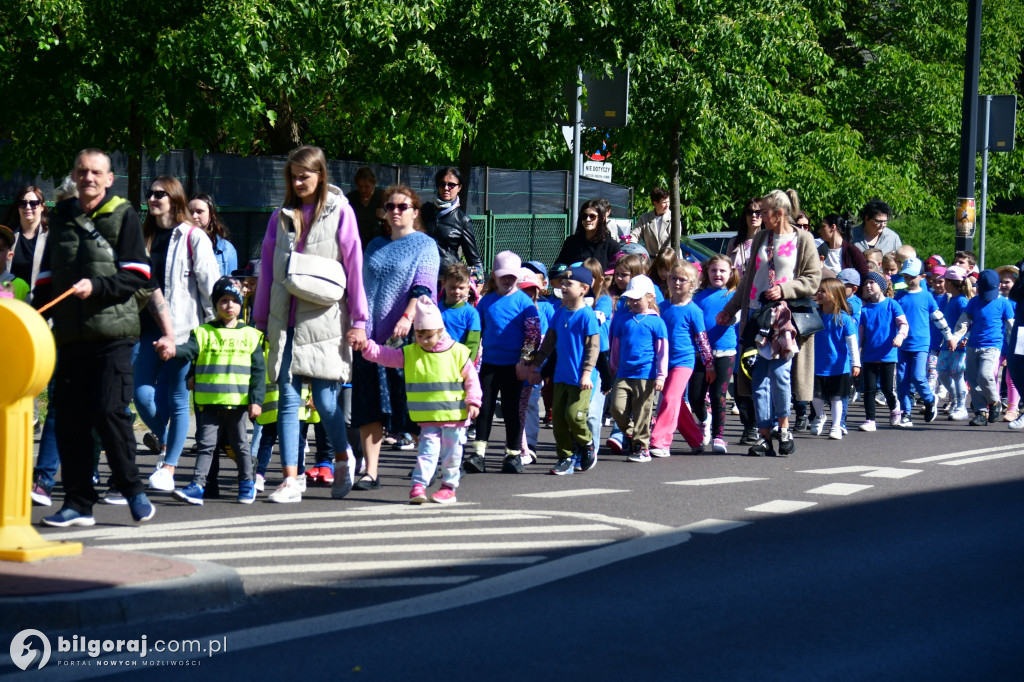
[571,452,582,472]
[237,480,256,504]
[41,507,96,528]
[128,492,156,522]
[174,483,204,506]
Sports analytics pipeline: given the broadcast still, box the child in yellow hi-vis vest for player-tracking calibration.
[159,277,265,504]
[361,296,481,504]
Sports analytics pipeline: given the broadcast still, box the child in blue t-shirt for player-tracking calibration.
[811,278,861,440]
[527,265,600,475]
[468,251,540,473]
[518,262,552,465]
[689,254,739,452]
[610,275,668,462]
[837,268,863,429]
[859,271,909,430]
[937,267,972,420]
[950,269,1016,425]
[651,262,714,457]
[894,258,953,426]
[438,263,481,361]
[583,258,614,462]
[996,265,1020,421]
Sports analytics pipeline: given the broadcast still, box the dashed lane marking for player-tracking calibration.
[664,476,769,486]
[940,450,1024,466]
[516,488,629,498]
[904,444,1020,463]
[746,500,818,514]
[679,519,751,534]
[806,483,874,496]
[798,465,921,479]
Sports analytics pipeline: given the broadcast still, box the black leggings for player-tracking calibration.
[476,363,525,449]
[862,361,897,421]
[688,355,735,439]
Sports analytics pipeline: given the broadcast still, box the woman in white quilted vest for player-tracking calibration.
[139,176,222,495]
[253,146,369,503]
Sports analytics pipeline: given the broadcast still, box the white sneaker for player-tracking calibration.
[859,420,876,432]
[889,410,902,427]
[829,425,843,440]
[148,464,175,492]
[701,421,712,446]
[711,437,728,453]
[254,473,265,492]
[936,385,949,401]
[269,477,302,503]
[950,408,970,421]
[730,404,740,415]
[650,448,670,458]
[1009,413,1024,430]
[294,475,307,493]
[331,459,355,499]
[521,449,536,466]
[810,418,825,436]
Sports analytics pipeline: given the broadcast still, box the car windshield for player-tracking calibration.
[680,236,717,261]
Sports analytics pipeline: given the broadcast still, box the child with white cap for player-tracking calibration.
[609,274,668,462]
[361,296,481,503]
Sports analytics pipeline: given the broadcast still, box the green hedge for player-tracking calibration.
[889,213,1024,269]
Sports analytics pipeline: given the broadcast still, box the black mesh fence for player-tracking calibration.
[0,147,631,268]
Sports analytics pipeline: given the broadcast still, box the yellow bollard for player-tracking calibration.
[0,298,82,561]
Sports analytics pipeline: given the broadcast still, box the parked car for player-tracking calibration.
[687,231,737,255]
[679,236,719,264]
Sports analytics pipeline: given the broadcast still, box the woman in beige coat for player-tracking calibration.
[719,189,821,457]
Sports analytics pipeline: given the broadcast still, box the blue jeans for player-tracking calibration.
[277,329,349,468]
[134,332,192,466]
[34,377,60,487]
[898,349,934,413]
[752,355,792,429]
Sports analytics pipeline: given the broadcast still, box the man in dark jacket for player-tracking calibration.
[34,148,156,527]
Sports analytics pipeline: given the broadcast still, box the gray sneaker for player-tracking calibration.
[101,488,128,505]
[331,460,355,499]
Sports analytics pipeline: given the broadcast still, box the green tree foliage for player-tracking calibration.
[1,0,1022,229]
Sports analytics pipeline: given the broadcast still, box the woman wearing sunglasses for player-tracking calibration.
[727,195,764,278]
[349,184,439,492]
[555,198,621,270]
[3,185,49,299]
[419,167,483,282]
[252,146,369,503]
[136,176,221,496]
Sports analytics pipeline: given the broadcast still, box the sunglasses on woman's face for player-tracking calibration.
[748,210,762,217]
[385,202,412,212]
[148,190,169,200]
[438,182,460,190]
[582,213,599,221]
[18,199,42,209]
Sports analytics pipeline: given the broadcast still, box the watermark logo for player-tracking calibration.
[10,629,51,671]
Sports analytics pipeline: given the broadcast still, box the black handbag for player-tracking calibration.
[787,297,825,338]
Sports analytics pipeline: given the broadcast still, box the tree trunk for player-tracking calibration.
[265,97,302,156]
[127,101,143,210]
[457,107,477,203]
[669,114,682,254]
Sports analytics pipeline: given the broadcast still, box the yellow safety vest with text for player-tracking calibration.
[193,324,264,406]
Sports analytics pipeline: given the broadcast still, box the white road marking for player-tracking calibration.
[94,524,618,551]
[904,443,1021,463]
[679,519,751,534]
[19,524,691,681]
[806,483,874,496]
[665,477,769,486]
[860,468,921,479]
[516,488,629,498]
[236,556,546,576]
[40,508,543,542]
[290,577,476,588]
[940,450,1024,466]
[181,540,612,562]
[746,500,818,514]
[798,465,920,479]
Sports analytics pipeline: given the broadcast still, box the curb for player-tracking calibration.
[0,555,244,637]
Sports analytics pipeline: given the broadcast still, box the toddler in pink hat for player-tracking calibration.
[361,296,482,503]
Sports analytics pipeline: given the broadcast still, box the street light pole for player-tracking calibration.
[954,0,983,254]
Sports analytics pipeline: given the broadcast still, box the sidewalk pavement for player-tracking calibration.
[0,548,243,637]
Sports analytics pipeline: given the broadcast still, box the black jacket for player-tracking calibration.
[556,233,620,270]
[420,203,483,272]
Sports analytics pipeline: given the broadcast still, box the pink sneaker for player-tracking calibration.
[430,486,457,504]
[409,484,428,504]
